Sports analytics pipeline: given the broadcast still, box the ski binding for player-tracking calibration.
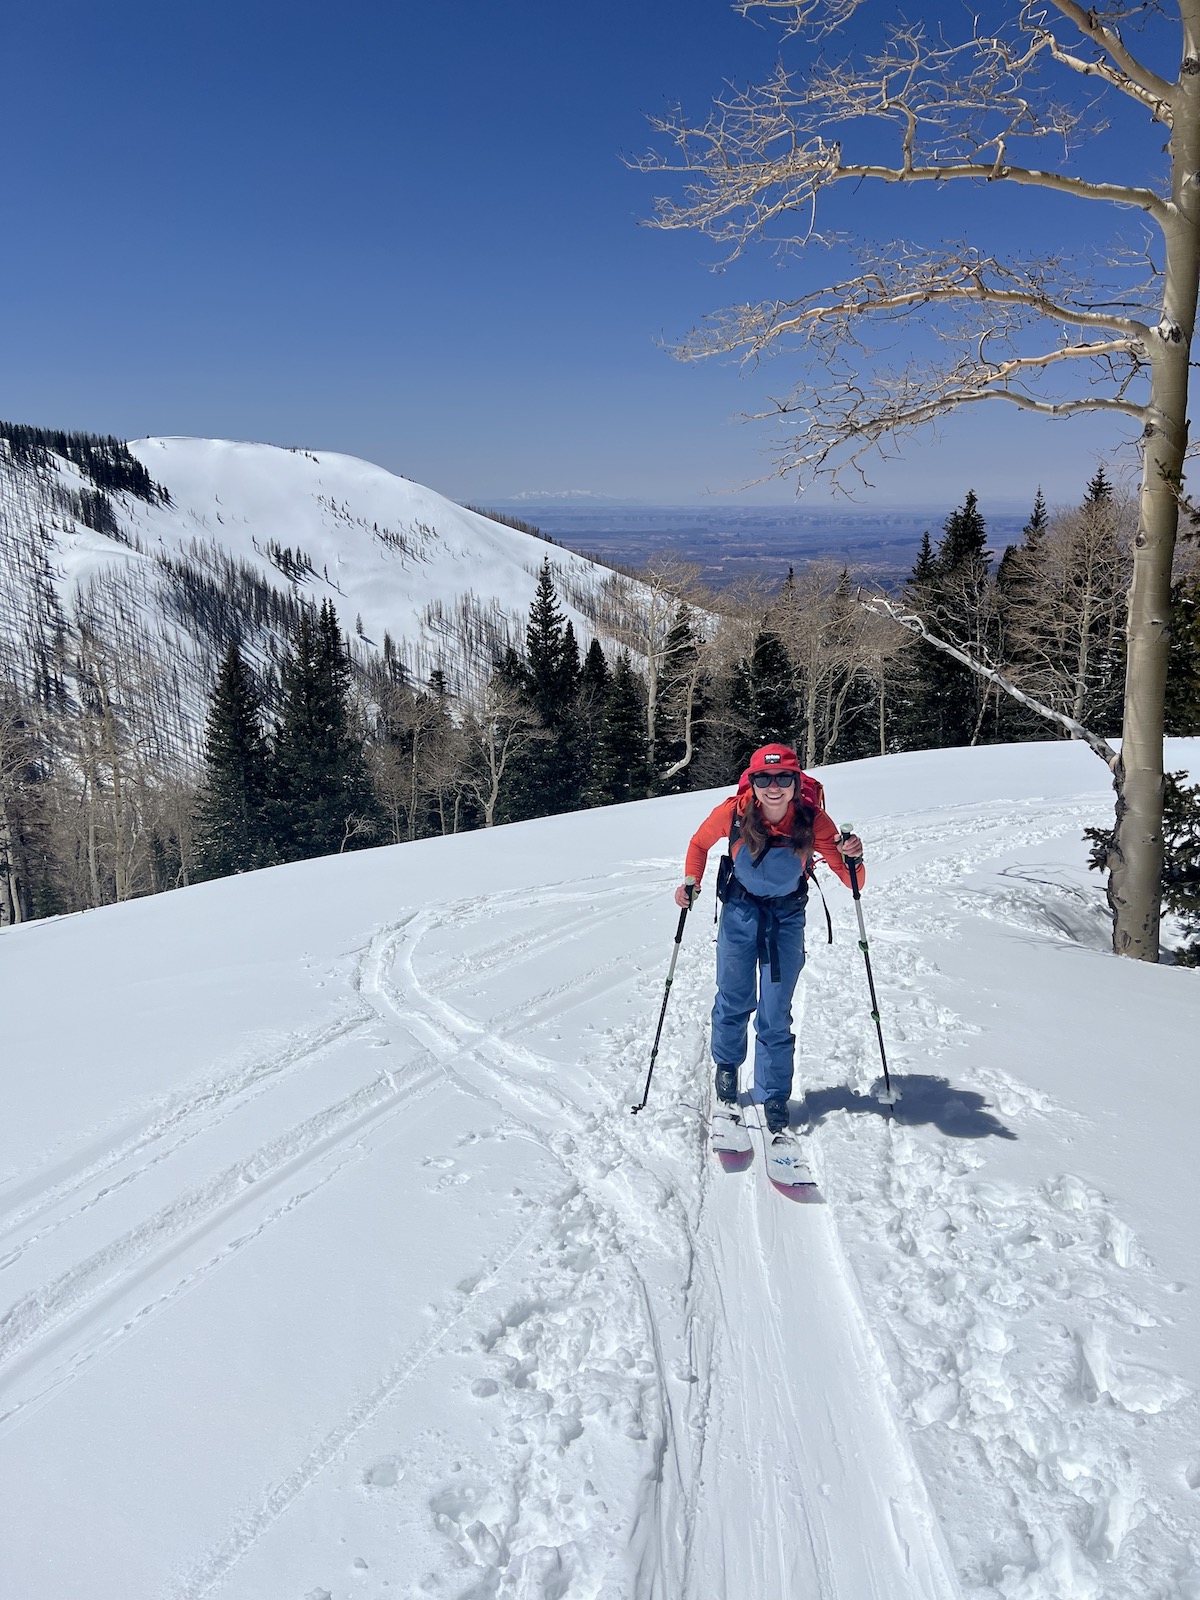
[711,1107,753,1171]
[766,1133,822,1200]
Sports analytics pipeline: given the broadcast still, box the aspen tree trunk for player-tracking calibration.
[804,639,819,767]
[0,809,16,925]
[878,667,886,758]
[1111,22,1200,959]
[1073,586,1094,729]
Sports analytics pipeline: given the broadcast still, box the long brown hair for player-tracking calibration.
[738,791,815,861]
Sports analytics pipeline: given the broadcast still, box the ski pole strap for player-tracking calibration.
[810,872,833,945]
[847,856,862,901]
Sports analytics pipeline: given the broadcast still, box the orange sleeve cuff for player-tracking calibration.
[811,808,865,890]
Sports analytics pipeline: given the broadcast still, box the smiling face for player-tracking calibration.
[750,770,796,823]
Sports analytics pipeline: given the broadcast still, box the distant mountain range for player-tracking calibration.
[490,500,1031,589]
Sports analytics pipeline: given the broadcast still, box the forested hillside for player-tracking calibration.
[2,424,1199,961]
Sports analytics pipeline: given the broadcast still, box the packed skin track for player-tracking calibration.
[1,745,1197,1600]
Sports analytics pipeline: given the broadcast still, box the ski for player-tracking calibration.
[765,1131,823,1202]
[711,1106,754,1172]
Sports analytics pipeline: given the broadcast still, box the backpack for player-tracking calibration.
[714,768,834,944]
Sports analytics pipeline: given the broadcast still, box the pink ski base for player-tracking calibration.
[717,1148,754,1173]
[770,1178,824,1203]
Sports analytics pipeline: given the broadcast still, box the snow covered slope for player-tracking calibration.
[124,438,615,683]
[1,743,1197,1600]
[0,435,626,761]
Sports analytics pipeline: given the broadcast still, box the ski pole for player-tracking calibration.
[840,827,898,1107]
[631,877,694,1115]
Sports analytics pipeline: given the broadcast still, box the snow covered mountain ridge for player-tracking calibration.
[0,430,630,765]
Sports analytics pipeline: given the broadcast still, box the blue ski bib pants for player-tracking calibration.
[710,842,807,1104]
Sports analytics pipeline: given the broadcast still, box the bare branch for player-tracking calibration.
[1039,0,1176,115]
[736,0,866,33]
[860,592,1119,767]
[830,161,1168,222]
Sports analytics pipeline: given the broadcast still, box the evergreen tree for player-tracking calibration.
[268,602,378,861]
[747,629,797,745]
[575,636,611,800]
[494,644,527,697]
[193,643,271,879]
[580,637,610,706]
[589,653,650,804]
[497,565,587,821]
[1076,472,1126,733]
[902,490,995,748]
[1084,464,1114,503]
[1167,575,1200,736]
[525,558,577,725]
[911,531,937,582]
[994,488,1056,744]
[997,488,1048,592]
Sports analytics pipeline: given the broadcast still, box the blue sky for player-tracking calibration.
[0,0,1166,509]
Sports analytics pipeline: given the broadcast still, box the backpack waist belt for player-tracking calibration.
[717,870,807,983]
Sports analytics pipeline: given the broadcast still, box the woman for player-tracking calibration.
[674,743,864,1142]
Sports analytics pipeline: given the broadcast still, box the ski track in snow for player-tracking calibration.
[785,799,1200,1600]
[0,926,441,1430]
[5,800,1197,1599]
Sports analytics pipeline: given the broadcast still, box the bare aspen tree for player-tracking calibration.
[656,603,726,786]
[463,679,545,828]
[770,562,882,764]
[0,689,41,924]
[640,0,1200,959]
[370,675,461,842]
[591,556,707,770]
[1005,496,1134,728]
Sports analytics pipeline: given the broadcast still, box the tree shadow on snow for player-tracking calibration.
[795,1074,1017,1141]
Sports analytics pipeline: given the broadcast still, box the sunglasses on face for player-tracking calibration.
[750,771,797,789]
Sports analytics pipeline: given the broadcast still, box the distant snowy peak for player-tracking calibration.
[501,489,635,505]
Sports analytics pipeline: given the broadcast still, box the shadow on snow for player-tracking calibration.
[795,1074,1017,1141]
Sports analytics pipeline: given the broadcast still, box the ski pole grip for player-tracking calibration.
[839,825,863,898]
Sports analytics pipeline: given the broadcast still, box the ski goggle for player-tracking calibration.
[750,770,797,789]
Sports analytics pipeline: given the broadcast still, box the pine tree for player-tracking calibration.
[504,562,587,818]
[525,558,575,725]
[747,629,797,746]
[1076,472,1126,733]
[268,602,378,861]
[911,531,937,583]
[994,488,1056,744]
[1167,575,1200,735]
[589,653,650,804]
[997,488,1048,592]
[193,643,271,879]
[903,490,995,748]
[1084,464,1114,503]
[580,637,610,705]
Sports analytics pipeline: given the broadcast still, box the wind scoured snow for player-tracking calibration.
[1,743,1197,1600]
